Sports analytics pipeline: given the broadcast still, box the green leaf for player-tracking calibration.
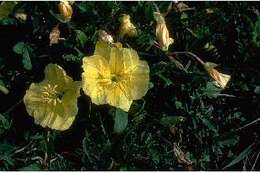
[13,42,33,70]
[18,164,42,171]
[22,46,33,70]
[113,108,128,134]
[253,10,260,47]
[223,144,253,170]
[200,118,217,133]
[75,30,87,47]
[160,116,185,128]
[254,86,260,93]
[0,2,17,19]
[13,42,26,54]
[0,113,11,130]
[63,54,80,62]
[204,82,221,98]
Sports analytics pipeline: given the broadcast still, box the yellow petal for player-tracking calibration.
[44,63,73,91]
[82,55,111,105]
[126,60,150,99]
[106,85,133,112]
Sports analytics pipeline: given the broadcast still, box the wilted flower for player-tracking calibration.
[82,41,150,112]
[154,12,174,51]
[49,24,63,46]
[58,0,73,22]
[23,64,81,130]
[97,30,114,44]
[14,11,27,23]
[204,62,231,89]
[118,14,137,38]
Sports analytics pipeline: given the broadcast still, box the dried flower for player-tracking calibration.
[14,11,27,23]
[82,41,150,112]
[58,0,73,22]
[97,30,114,44]
[49,24,62,46]
[118,14,137,38]
[154,12,174,51]
[23,64,81,130]
[204,62,231,89]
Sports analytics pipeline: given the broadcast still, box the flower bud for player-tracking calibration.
[154,12,174,51]
[204,62,231,89]
[58,0,73,22]
[97,30,114,44]
[118,14,137,38]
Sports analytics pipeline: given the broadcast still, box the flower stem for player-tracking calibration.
[168,51,205,65]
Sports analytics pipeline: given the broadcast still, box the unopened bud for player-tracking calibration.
[58,0,73,22]
[118,14,137,38]
[154,12,174,51]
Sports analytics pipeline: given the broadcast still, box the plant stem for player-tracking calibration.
[236,118,260,131]
[4,99,23,114]
[168,51,205,65]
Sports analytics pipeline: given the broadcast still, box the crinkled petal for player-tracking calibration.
[106,85,133,112]
[82,55,111,105]
[44,63,73,91]
[124,60,150,100]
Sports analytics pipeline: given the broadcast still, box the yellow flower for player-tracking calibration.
[23,64,81,130]
[82,41,150,112]
[154,12,174,51]
[58,0,73,22]
[204,62,231,89]
[118,14,137,38]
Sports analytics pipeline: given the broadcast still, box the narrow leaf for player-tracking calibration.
[223,144,253,170]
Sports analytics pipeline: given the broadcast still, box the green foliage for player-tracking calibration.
[252,10,260,47]
[0,1,259,171]
[113,108,128,134]
[13,42,33,70]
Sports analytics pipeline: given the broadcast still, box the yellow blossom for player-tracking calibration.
[82,41,150,112]
[118,14,137,38]
[58,0,73,22]
[204,62,231,89]
[23,64,81,130]
[154,12,174,51]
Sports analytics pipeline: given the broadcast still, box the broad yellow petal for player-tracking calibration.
[82,55,111,105]
[106,85,133,112]
[127,60,150,99]
[44,63,73,91]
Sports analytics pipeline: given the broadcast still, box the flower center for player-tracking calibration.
[41,84,64,105]
[111,74,121,83]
